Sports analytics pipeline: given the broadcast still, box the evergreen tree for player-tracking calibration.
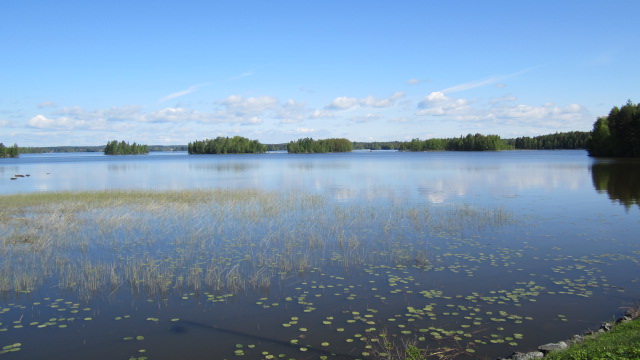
[104,140,149,155]
[0,143,20,158]
[587,100,640,157]
[287,138,353,153]
[188,136,267,154]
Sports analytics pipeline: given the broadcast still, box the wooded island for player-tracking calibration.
[0,143,19,158]
[104,140,149,155]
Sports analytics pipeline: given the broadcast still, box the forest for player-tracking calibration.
[587,100,640,157]
[104,140,149,155]
[398,132,591,152]
[353,141,404,150]
[399,134,511,151]
[287,138,353,153]
[0,143,20,158]
[188,136,267,154]
[505,131,590,150]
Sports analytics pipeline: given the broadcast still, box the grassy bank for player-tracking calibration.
[545,309,640,360]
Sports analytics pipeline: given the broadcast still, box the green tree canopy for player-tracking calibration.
[587,100,640,157]
[505,131,590,150]
[399,134,511,151]
[287,138,353,153]
[0,143,19,158]
[104,140,149,155]
[188,136,267,154]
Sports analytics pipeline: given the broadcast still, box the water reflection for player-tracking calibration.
[188,162,259,173]
[1,151,595,205]
[591,159,640,209]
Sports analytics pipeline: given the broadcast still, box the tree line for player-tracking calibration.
[505,131,590,150]
[0,143,19,158]
[587,100,640,157]
[104,140,149,155]
[287,138,353,153]
[188,136,267,154]
[352,141,404,150]
[399,134,512,152]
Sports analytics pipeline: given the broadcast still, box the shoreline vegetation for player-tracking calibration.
[587,100,640,157]
[103,140,149,155]
[1,189,638,359]
[11,130,592,156]
[4,100,637,157]
[287,137,353,153]
[0,143,19,158]
[188,135,267,154]
[500,306,640,360]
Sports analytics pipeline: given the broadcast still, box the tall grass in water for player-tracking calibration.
[0,189,513,300]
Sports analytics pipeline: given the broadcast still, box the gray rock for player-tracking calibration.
[565,334,584,345]
[508,351,545,360]
[538,341,568,353]
[600,322,612,331]
[616,315,632,323]
[573,334,584,341]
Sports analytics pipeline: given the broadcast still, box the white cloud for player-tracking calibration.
[406,78,420,85]
[276,99,308,124]
[28,114,90,129]
[310,109,334,119]
[415,90,591,131]
[419,91,449,104]
[360,92,405,108]
[219,95,278,112]
[326,92,405,110]
[28,106,146,129]
[326,96,358,110]
[489,95,518,104]
[416,92,471,116]
[159,83,209,103]
[492,103,589,127]
[214,95,279,125]
[147,107,207,123]
[294,128,316,134]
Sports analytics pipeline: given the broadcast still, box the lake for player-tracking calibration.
[1,150,639,359]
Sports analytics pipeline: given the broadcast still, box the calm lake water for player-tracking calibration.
[1,150,639,360]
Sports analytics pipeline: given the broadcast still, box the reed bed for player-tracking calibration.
[3,189,639,359]
[0,189,513,301]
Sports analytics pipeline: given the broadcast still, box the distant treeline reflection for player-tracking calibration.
[591,159,640,209]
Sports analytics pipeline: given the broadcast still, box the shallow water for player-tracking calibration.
[1,150,639,359]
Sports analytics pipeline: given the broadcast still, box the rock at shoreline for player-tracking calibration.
[501,351,545,360]
[538,341,569,353]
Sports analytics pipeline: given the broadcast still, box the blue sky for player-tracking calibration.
[1,1,638,146]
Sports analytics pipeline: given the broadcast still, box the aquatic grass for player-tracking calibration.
[3,188,638,359]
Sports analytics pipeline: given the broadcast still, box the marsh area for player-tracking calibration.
[1,150,639,359]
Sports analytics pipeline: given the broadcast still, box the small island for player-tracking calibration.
[287,137,353,153]
[0,143,19,158]
[399,134,510,151]
[103,140,149,155]
[188,136,267,154]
